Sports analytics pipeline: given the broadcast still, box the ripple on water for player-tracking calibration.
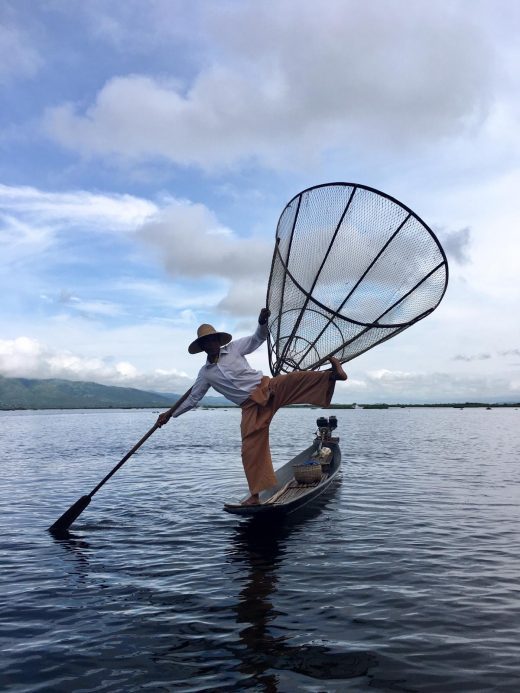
[0,407,519,691]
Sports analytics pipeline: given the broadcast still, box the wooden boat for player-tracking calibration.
[223,436,341,517]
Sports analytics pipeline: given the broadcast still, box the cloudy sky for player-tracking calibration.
[1,0,519,403]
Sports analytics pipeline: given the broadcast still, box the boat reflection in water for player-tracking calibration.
[226,482,376,688]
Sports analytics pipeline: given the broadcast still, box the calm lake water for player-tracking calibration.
[1,406,519,692]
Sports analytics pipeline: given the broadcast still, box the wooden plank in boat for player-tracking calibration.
[265,473,327,505]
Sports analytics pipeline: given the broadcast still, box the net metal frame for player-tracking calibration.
[266,182,449,376]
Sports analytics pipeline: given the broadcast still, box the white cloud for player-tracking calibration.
[0,183,272,290]
[0,214,55,266]
[2,0,519,409]
[57,293,125,319]
[114,278,227,313]
[2,175,518,403]
[0,336,191,393]
[0,183,157,232]
[217,278,268,316]
[0,184,162,309]
[137,200,272,316]
[0,182,269,321]
[138,200,271,281]
[43,0,503,170]
[351,367,520,402]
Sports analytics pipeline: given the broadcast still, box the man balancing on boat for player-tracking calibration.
[157,308,347,506]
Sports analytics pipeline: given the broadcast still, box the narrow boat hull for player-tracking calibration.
[223,440,341,517]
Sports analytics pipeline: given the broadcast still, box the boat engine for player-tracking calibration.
[316,415,338,443]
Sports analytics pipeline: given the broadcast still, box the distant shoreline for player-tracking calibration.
[326,402,520,409]
[1,402,518,412]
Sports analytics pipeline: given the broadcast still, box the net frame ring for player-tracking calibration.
[266,182,449,376]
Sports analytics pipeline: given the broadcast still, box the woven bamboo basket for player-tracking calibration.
[293,462,322,484]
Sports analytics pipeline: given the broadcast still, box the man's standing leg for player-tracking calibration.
[240,399,277,502]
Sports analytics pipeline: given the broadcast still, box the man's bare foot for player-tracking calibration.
[329,357,348,381]
[242,494,260,506]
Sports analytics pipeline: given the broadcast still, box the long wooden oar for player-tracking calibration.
[48,387,193,534]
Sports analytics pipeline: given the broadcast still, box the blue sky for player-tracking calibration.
[1,0,519,403]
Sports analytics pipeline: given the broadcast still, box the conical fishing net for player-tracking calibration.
[266,183,448,376]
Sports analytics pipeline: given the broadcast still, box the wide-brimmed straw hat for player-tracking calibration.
[188,324,232,354]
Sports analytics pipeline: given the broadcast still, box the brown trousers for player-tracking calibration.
[240,370,335,495]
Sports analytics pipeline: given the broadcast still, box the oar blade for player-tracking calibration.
[48,494,91,534]
[46,387,193,534]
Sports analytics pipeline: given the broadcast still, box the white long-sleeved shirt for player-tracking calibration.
[173,322,268,417]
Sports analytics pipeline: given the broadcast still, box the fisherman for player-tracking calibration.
[157,308,347,505]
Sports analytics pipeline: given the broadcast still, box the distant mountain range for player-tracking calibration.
[0,375,233,410]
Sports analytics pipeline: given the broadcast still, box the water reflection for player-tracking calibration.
[2,407,518,690]
[230,516,290,689]
[50,530,92,583]
[48,479,375,689]
[226,488,375,689]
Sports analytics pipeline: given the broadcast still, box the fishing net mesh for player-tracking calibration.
[267,183,448,375]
